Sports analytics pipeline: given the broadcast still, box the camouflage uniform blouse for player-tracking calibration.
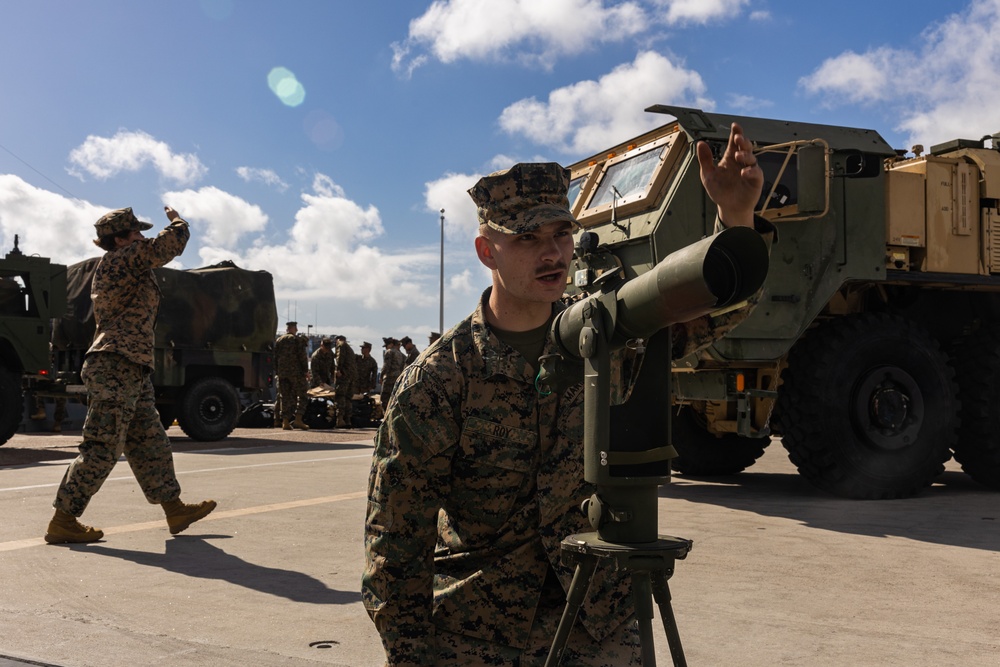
[310,346,335,386]
[357,355,378,393]
[275,334,308,377]
[87,219,190,368]
[364,291,633,663]
[380,347,405,390]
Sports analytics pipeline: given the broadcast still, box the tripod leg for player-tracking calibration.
[631,571,657,667]
[545,556,598,667]
[651,571,686,667]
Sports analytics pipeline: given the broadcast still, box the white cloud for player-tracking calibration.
[424,172,482,239]
[393,0,648,73]
[499,50,711,155]
[799,0,1000,148]
[67,130,207,184]
[198,173,434,311]
[0,174,108,265]
[652,0,750,25]
[161,186,269,248]
[235,167,289,192]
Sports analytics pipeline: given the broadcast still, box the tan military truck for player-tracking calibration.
[565,105,1000,499]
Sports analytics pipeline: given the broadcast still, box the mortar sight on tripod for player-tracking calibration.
[542,225,768,544]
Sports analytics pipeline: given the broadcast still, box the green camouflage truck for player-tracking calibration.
[0,242,277,445]
[0,237,67,445]
[566,105,1000,499]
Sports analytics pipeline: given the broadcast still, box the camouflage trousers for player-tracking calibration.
[335,379,356,425]
[277,373,308,420]
[433,610,640,666]
[53,353,181,517]
[33,394,68,422]
[379,374,400,415]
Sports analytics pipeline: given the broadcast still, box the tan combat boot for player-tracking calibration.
[51,422,62,433]
[292,416,310,430]
[162,499,217,535]
[44,509,104,544]
[30,408,47,421]
[282,418,292,430]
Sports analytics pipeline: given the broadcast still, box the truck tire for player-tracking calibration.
[176,377,240,441]
[0,366,22,446]
[670,406,769,476]
[951,325,1000,489]
[775,313,957,499]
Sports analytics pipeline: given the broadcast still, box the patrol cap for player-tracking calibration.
[286,321,297,327]
[94,207,153,239]
[382,337,397,347]
[321,337,332,346]
[335,335,347,341]
[361,341,372,348]
[400,336,412,345]
[467,162,579,235]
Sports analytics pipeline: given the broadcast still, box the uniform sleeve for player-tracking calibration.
[362,364,459,666]
[120,219,190,271]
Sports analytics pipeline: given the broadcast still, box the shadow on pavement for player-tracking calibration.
[74,535,360,605]
[659,465,1000,552]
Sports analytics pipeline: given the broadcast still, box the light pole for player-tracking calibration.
[439,208,445,336]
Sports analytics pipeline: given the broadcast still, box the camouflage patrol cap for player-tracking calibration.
[94,207,153,239]
[468,162,579,235]
[400,336,412,345]
[382,337,396,347]
[361,341,372,348]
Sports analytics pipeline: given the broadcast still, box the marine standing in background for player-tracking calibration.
[310,338,336,388]
[334,334,357,428]
[274,321,310,431]
[356,341,378,394]
[379,337,405,412]
[400,335,419,366]
[44,206,216,544]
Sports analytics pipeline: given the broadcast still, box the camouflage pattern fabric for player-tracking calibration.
[403,345,420,366]
[275,333,308,418]
[335,340,357,421]
[33,394,69,423]
[379,347,405,411]
[467,162,581,236]
[357,354,378,394]
[87,219,190,368]
[363,289,637,664]
[54,352,180,516]
[310,346,335,387]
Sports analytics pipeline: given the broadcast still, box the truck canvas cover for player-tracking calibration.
[52,259,277,354]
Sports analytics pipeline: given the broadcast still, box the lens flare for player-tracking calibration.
[267,67,306,107]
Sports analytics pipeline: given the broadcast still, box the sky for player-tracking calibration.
[3,0,1000,347]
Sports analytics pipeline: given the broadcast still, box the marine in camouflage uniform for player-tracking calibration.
[364,128,773,665]
[310,338,336,388]
[45,206,216,544]
[379,337,405,411]
[334,335,357,427]
[400,335,420,366]
[274,321,310,429]
[356,341,379,394]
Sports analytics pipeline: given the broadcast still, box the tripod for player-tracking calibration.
[546,532,692,667]
[542,301,691,667]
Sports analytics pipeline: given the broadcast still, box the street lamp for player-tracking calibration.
[439,208,445,336]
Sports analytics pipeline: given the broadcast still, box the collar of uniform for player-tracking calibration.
[471,288,560,382]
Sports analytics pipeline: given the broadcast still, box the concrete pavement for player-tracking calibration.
[0,427,997,666]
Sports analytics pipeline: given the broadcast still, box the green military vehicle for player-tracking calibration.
[0,237,67,445]
[0,239,277,445]
[566,105,1000,499]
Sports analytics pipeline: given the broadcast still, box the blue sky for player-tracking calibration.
[2,0,997,347]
